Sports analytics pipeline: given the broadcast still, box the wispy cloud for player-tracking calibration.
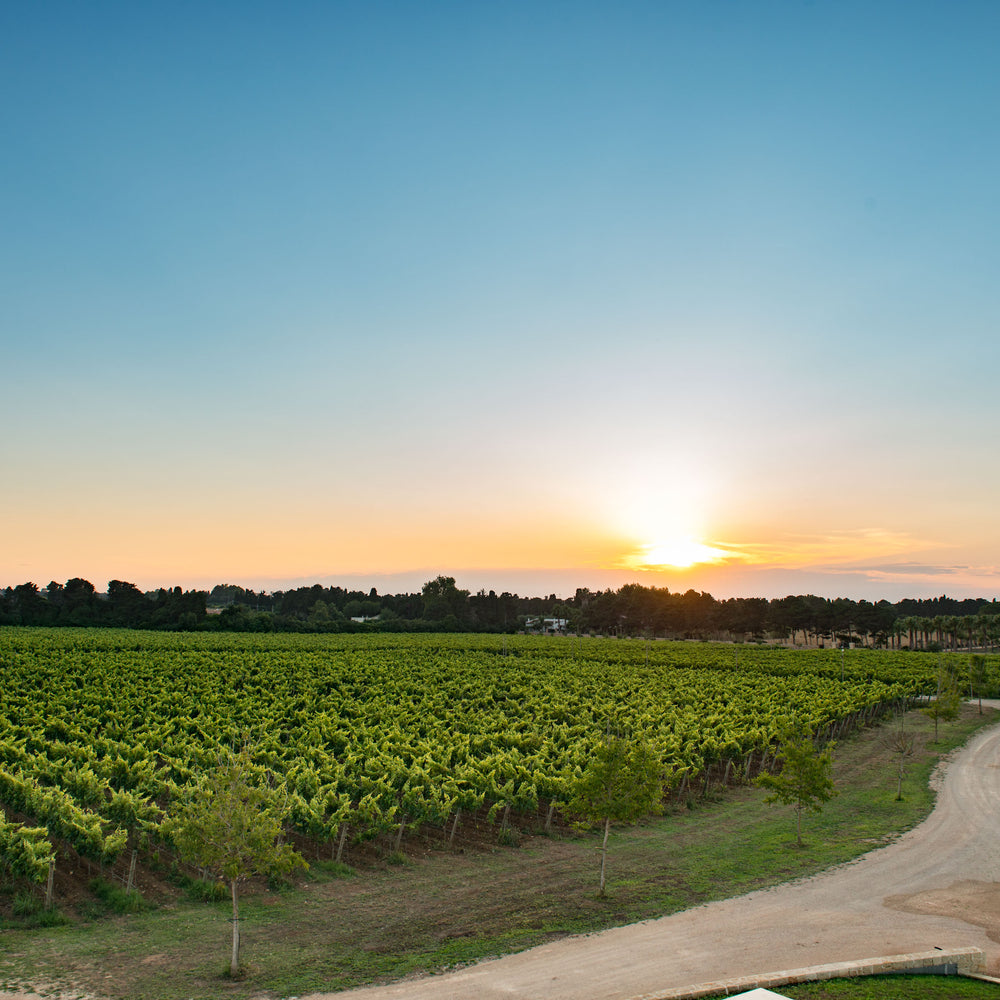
[847,562,964,577]
[843,562,1000,583]
[698,529,939,569]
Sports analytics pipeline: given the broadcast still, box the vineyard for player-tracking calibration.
[0,628,953,909]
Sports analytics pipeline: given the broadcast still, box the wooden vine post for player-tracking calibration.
[45,857,55,910]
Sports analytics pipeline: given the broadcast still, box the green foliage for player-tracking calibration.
[162,745,305,887]
[5,890,66,928]
[0,820,54,884]
[921,666,962,738]
[161,744,306,976]
[775,973,1000,1000]
[0,626,960,908]
[497,825,521,847]
[181,876,229,903]
[0,705,992,1000]
[421,575,470,623]
[756,725,836,846]
[567,733,663,894]
[0,767,125,864]
[969,653,989,708]
[11,890,44,917]
[88,877,148,914]
[568,734,663,827]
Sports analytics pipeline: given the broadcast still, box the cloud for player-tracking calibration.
[845,562,1000,583]
[842,562,965,577]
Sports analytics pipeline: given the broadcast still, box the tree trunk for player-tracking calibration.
[230,878,240,977]
[126,849,138,895]
[599,816,611,895]
[795,806,803,847]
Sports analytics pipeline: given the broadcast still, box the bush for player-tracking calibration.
[11,891,42,917]
[497,825,521,847]
[183,877,228,903]
[5,892,66,928]
[88,877,147,914]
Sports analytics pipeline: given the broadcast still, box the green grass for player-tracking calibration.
[0,891,68,930]
[87,878,149,915]
[753,973,1000,999]
[0,707,994,1000]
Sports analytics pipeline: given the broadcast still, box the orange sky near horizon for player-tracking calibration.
[6,473,999,601]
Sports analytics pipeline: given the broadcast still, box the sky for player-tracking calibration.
[3,1,1000,602]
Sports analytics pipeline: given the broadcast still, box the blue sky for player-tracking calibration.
[3,1,1000,599]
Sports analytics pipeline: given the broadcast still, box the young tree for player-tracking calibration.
[566,733,663,895]
[162,745,306,977]
[755,725,836,847]
[884,730,919,801]
[969,654,988,714]
[921,666,962,739]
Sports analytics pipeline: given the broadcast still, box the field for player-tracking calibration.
[0,628,992,998]
[0,629,944,882]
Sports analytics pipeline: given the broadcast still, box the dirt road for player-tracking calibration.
[309,712,1000,1000]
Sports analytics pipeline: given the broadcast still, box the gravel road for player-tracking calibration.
[308,710,1000,1000]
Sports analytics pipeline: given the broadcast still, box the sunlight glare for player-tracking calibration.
[636,538,729,569]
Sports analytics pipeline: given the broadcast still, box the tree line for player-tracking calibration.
[2,576,998,647]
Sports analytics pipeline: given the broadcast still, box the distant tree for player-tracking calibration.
[566,733,664,895]
[421,576,470,623]
[64,577,96,600]
[756,725,836,847]
[60,577,101,625]
[217,604,272,633]
[208,584,248,607]
[8,583,47,624]
[107,580,150,627]
[342,599,380,619]
[162,744,306,977]
[306,600,344,631]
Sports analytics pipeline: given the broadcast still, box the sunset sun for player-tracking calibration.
[625,537,730,571]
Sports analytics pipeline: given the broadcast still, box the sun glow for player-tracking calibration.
[602,466,739,573]
[624,537,730,571]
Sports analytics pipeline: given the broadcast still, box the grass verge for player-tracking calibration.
[734,973,1000,999]
[0,706,994,1000]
